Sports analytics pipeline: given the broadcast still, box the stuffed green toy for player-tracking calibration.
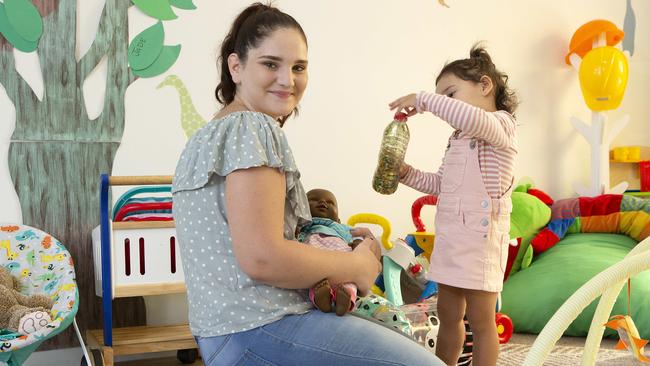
[506,184,552,277]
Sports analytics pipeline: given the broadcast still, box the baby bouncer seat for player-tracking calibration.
[0,224,85,366]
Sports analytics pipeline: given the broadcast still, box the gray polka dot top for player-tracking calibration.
[172,111,313,337]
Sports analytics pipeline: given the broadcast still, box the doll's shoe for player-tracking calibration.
[334,286,353,316]
[18,311,51,334]
[310,279,333,313]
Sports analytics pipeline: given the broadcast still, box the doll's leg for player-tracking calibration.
[309,279,333,313]
[334,283,357,316]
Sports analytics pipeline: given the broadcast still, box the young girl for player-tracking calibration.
[388,44,518,366]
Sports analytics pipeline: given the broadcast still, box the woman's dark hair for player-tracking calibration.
[436,43,518,114]
[215,3,307,124]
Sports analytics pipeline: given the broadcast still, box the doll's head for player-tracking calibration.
[307,189,340,222]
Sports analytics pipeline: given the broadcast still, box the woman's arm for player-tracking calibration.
[226,166,381,294]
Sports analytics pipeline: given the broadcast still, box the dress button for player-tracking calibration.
[470,140,477,149]
[481,218,489,226]
[481,200,488,208]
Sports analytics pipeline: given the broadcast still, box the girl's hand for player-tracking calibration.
[389,93,418,117]
[399,162,409,179]
[351,237,382,295]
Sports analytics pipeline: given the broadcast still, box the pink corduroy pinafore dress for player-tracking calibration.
[427,136,513,292]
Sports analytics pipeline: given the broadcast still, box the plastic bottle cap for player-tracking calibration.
[394,112,408,122]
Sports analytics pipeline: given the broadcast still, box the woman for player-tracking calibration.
[172,3,444,365]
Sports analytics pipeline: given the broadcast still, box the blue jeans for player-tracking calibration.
[195,310,444,366]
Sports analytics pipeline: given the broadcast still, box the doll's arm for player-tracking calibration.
[416,92,516,149]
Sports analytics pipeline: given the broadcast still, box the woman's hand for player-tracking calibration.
[388,93,418,117]
[350,238,382,296]
[349,227,376,241]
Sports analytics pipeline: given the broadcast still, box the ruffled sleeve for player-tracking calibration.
[172,111,311,228]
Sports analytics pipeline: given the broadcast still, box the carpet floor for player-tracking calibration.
[497,333,642,365]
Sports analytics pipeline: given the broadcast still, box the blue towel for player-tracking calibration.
[298,218,353,243]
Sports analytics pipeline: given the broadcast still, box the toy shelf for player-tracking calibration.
[609,146,650,192]
[85,325,196,365]
[91,220,186,299]
[85,175,197,366]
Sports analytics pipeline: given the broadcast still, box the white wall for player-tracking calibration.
[1,0,649,346]
[111,0,650,235]
[3,0,649,246]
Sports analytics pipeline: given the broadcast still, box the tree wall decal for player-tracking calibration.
[0,0,195,349]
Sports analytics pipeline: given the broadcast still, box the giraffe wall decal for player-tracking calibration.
[157,75,208,138]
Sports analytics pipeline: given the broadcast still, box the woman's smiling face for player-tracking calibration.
[228,27,308,119]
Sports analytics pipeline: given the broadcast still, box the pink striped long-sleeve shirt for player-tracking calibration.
[401,91,517,198]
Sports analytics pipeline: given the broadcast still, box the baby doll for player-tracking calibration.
[0,267,53,335]
[298,189,361,316]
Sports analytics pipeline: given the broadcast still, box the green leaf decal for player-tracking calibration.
[132,44,181,78]
[128,21,165,71]
[169,0,197,10]
[0,3,38,52]
[132,0,178,21]
[4,0,43,42]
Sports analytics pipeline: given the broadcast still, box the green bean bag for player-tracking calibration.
[501,232,650,339]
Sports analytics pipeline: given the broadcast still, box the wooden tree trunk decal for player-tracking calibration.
[1,0,147,349]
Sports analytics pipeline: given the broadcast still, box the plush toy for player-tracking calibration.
[0,267,53,335]
[505,184,553,278]
[529,194,650,256]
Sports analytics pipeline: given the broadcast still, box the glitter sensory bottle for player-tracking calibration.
[372,112,410,195]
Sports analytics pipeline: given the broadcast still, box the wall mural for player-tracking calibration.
[158,75,207,138]
[0,0,196,349]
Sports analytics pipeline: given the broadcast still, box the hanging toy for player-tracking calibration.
[604,279,650,363]
[604,315,650,363]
